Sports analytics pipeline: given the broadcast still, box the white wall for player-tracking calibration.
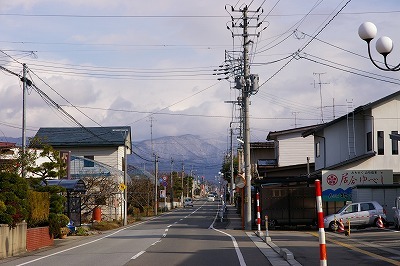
[277,133,314,167]
[316,96,400,175]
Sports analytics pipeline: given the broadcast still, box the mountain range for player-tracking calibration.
[1,134,227,182]
[129,134,227,181]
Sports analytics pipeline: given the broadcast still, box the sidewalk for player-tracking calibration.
[215,204,302,266]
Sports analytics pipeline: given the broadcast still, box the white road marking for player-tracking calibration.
[16,218,157,266]
[209,202,246,266]
[131,251,145,260]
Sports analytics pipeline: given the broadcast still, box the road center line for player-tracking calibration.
[131,251,145,260]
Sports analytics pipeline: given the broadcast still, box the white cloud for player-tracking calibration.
[1,0,400,144]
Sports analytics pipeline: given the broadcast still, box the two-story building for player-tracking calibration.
[32,126,132,174]
[31,126,132,222]
[303,90,400,184]
[253,125,318,181]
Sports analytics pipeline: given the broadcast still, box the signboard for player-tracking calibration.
[160,189,166,198]
[118,183,126,191]
[235,174,245,189]
[322,170,393,202]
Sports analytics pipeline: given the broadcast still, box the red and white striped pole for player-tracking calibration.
[256,191,261,232]
[315,179,327,266]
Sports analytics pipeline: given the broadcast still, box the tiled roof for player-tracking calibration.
[31,126,131,148]
[0,142,16,149]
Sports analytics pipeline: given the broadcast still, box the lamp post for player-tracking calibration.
[358,22,400,71]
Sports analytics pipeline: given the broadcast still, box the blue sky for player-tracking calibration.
[1,0,400,149]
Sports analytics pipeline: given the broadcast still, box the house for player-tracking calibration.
[0,142,18,171]
[303,90,400,184]
[31,126,132,222]
[31,126,132,174]
[252,125,318,180]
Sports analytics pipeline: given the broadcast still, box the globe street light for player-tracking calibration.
[358,22,399,71]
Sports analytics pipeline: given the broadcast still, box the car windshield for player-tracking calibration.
[336,204,349,214]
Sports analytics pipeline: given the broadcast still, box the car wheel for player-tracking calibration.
[374,217,385,227]
[329,221,338,231]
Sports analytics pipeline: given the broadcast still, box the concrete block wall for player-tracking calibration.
[0,223,27,259]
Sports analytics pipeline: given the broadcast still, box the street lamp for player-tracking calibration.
[358,22,400,71]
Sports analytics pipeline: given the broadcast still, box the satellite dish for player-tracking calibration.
[235,174,245,189]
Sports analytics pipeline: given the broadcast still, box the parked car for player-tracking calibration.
[324,201,386,230]
[184,197,193,207]
[207,194,215,202]
[393,197,400,230]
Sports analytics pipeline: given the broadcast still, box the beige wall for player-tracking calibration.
[0,222,27,259]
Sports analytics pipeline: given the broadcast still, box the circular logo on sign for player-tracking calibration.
[326,174,338,186]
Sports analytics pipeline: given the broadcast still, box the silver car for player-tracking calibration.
[324,201,386,230]
[184,197,193,207]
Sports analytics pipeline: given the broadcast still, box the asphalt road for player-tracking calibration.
[269,226,400,265]
[0,199,272,266]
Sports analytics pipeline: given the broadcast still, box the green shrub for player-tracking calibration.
[0,172,29,227]
[49,213,70,238]
[74,226,89,236]
[27,190,50,228]
[91,221,120,231]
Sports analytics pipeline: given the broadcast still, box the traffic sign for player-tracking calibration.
[119,183,127,191]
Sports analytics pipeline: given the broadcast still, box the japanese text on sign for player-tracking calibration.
[321,170,393,201]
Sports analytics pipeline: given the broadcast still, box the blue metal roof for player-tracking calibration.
[31,126,131,148]
[43,179,86,192]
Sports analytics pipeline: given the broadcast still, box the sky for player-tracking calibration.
[1,0,400,152]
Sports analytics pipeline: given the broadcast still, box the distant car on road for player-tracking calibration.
[324,201,386,230]
[184,197,193,207]
[207,194,215,202]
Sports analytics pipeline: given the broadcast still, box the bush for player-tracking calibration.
[0,172,29,227]
[91,221,120,231]
[49,213,70,238]
[74,226,89,236]
[27,190,50,228]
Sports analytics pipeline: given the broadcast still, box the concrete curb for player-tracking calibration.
[249,231,302,266]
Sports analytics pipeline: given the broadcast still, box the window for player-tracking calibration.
[360,203,375,211]
[316,141,320,158]
[84,155,94,167]
[377,131,384,155]
[344,204,358,213]
[366,132,372,152]
[392,131,398,155]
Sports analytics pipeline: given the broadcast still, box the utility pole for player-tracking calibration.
[230,127,234,205]
[242,6,252,230]
[170,158,174,209]
[113,128,129,226]
[227,4,262,230]
[154,154,158,216]
[22,63,27,178]
[181,162,185,205]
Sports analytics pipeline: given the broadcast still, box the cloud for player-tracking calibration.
[1,0,400,144]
